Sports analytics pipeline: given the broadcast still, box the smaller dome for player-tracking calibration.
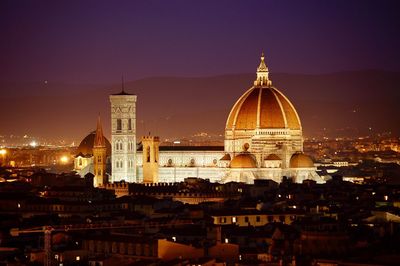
[290,153,314,168]
[230,153,257,168]
[76,131,112,157]
[265,154,281,161]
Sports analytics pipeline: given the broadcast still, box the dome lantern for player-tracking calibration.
[254,52,272,87]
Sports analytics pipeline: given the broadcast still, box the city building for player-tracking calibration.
[75,54,323,184]
[109,86,137,183]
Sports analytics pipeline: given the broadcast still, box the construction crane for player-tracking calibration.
[11,220,193,266]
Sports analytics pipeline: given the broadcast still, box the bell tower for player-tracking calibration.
[109,81,137,183]
[93,115,107,187]
[142,136,159,183]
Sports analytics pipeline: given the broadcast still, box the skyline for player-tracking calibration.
[1,0,400,143]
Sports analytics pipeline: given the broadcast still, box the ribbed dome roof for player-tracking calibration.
[290,153,314,168]
[76,131,111,157]
[226,86,301,130]
[226,54,301,131]
[230,153,257,168]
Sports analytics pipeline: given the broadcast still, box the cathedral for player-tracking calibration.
[74,54,324,186]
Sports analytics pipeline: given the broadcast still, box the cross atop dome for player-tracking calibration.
[254,52,272,87]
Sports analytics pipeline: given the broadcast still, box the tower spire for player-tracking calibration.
[254,51,272,86]
[94,114,106,147]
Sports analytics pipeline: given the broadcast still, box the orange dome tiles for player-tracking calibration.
[235,88,259,130]
[274,90,301,130]
[260,88,285,128]
[226,89,252,128]
[226,86,301,131]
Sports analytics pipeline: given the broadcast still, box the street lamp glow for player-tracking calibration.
[60,156,69,164]
[0,149,6,155]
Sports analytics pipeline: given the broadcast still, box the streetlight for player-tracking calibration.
[0,149,6,166]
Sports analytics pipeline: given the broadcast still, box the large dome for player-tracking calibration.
[226,53,301,131]
[226,86,301,131]
[76,131,112,157]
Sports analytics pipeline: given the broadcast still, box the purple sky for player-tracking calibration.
[1,0,400,83]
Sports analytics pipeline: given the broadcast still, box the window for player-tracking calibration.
[79,158,82,166]
[117,119,122,131]
[119,142,123,150]
[146,146,151,162]
[128,119,132,131]
[256,216,261,222]
[244,216,249,223]
[232,217,237,223]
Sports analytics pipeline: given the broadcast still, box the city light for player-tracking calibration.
[60,156,69,164]
[0,149,6,155]
[29,141,38,147]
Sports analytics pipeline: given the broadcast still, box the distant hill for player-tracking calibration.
[0,70,399,142]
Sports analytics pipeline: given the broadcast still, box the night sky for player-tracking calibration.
[0,0,399,142]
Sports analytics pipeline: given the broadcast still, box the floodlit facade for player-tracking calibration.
[75,54,323,184]
[109,89,137,183]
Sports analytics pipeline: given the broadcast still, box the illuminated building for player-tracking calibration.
[134,54,323,184]
[92,116,108,187]
[75,54,323,184]
[73,120,111,178]
[109,86,137,183]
